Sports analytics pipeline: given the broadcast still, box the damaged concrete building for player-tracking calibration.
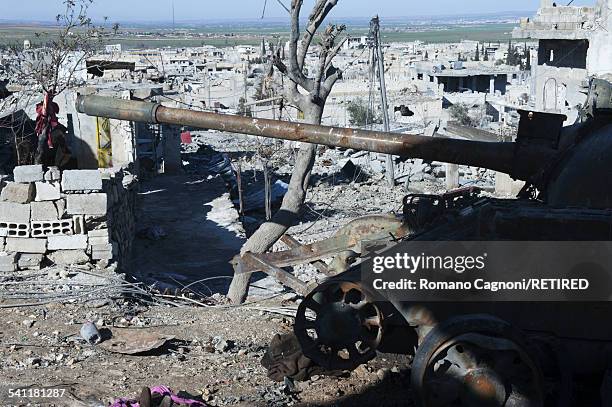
[514,0,612,122]
[411,62,518,96]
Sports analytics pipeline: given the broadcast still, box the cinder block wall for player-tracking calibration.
[0,165,137,272]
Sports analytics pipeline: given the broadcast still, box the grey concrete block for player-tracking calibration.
[17,253,43,270]
[66,194,107,216]
[48,235,88,250]
[89,236,109,246]
[61,170,102,192]
[6,238,47,254]
[87,229,109,238]
[0,223,29,237]
[44,167,61,182]
[90,243,112,252]
[0,253,17,273]
[31,219,73,237]
[0,202,30,224]
[90,240,116,260]
[13,165,44,183]
[0,252,16,266]
[30,201,60,221]
[92,250,113,260]
[35,182,61,202]
[47,250,90,265]
[1,183,35,204]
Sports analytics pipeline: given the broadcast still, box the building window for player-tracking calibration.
[537,39,588,69]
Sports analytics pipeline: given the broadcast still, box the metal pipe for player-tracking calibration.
[76,95,554,180]
[76,95,161,125]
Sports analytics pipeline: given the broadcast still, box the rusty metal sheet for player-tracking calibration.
[99,329,175,355]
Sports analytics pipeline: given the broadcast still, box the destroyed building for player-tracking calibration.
[514,0,612,121]
[412,62,518,95]
[4,1,612,403]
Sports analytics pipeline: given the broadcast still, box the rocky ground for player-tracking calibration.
[0,298,412,407]
[0,131,496,407]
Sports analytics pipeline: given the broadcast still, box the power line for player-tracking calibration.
[274,0,291,13]
[261,0,290,19]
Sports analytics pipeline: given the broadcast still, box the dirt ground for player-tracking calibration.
[0,299,413,407]
[0,131,443,407]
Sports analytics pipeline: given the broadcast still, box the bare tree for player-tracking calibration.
[228,0,345,303]
[8,0,102,96]
[4,0,103,164]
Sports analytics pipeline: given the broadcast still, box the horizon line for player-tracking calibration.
[0,10,534,25]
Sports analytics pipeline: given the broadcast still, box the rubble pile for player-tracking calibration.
[0,165,137,272]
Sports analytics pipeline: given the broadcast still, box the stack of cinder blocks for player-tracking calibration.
[0,165,137,272]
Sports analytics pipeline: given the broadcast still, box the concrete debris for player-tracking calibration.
[66,193,108,216]
[30,201,61,221]
[34,181,61,202]
[22,319,35,328]
[17,253,43,270]
[0,252,17,272]
[6,237,47,254]
[0,166,136,269]
[44,167,61,182]
[61,170,103,192]
[13,165,44,183]
[1,182,35,204]
[47,249,90,265]
[48,234,88,250]
[212,336,235,353]
[0,202,30,224]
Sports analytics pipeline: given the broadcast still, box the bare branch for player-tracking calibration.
[320,66,342,100]
[285,0,314,91]
[5,0,103,95]
[298,0,339,68]
[325,36,347,69]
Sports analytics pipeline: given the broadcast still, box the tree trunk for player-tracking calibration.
[227,107,322,304]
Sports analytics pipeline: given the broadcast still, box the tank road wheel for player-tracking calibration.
[411,315,543,407]
[294,281,383,371]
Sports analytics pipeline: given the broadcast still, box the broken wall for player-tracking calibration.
[0,165,137,272]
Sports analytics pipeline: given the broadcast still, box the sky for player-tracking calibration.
[0,0,596,22]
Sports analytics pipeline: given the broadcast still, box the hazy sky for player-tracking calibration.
[2,0,596,21]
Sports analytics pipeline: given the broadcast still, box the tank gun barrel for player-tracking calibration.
[76,95,554,181]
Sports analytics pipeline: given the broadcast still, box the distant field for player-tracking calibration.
[0,23,518,49]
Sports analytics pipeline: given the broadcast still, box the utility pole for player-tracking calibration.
[172,0,175,32]
[207,75,212,109]
[243,63,248,102]
[370,16,394,186]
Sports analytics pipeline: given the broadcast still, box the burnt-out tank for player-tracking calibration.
[76,78,612,406]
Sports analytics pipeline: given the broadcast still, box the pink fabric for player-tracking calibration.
[110,386,207,407]
[180,131,192,144]
[35,92,60,148]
